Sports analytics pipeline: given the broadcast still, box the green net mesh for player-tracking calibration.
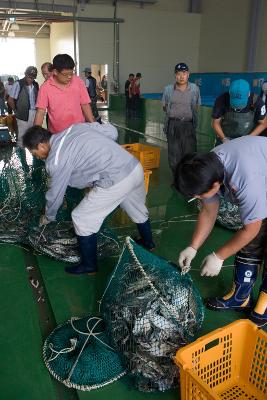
[99,237,204,392]
[0,146,120,261]
[43,316,126,390]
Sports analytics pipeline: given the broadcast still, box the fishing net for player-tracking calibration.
[197,198,242,231]
[43,316,126,390]
[0,147,120,261]
[99,237,204,392]
[28,222,120,263]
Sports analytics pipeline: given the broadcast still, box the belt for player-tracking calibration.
[169,117,192,122]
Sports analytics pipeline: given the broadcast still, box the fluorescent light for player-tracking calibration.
[11,23,19,31]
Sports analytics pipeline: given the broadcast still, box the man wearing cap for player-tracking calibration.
[162,63,201,178]
[84,67,101,123]
[212,79,266,144]
[7,66,39,147]
[34,54,95,134]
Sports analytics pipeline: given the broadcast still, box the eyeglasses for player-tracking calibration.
[58,70,75,77]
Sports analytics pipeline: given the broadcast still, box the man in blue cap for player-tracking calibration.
[212,79,266,144]
[162,63,201,179]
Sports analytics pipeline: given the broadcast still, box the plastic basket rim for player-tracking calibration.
[174,319,265,370]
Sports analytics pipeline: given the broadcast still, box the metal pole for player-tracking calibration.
[73,0,77,67]
[247,0,262,71]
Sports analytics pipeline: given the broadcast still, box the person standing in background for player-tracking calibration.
[41,62,53,128]
[5,77,14,115]
[7,66,39,147]
[101,75,108,103]
[125,73,134,116]
[162,63,201,179]
[34,54,95,133]
[84,67,102,123]
[129,72,142,117]
[0,79,7,116]
[259,80,267,137]
[41,62,53,81]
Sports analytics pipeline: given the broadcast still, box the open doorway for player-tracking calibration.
[90,64,108,106]
[0,38,35,79]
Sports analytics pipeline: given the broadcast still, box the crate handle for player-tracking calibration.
[204,338,219,352]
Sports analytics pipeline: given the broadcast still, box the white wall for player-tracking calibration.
[35,38,51,85]
[50,22,74,60]
[77,4,201,93]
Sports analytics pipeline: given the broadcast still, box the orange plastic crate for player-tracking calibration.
[174,320,267,400]
[122,143,160,170]
[144,170,152,194]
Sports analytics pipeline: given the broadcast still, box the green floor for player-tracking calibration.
[0,105,265,399]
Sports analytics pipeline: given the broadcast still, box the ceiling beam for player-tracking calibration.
[0,12,124,23]
[0,1,76,13]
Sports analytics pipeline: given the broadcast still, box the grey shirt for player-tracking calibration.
[207,136,267,225]
[169,87,193,120]
[45,122,139,221]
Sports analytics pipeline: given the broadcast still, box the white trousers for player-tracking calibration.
[72,163,148,236]
[16,109,36,147]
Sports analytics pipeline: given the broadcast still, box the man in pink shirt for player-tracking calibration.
[34,54,94,133]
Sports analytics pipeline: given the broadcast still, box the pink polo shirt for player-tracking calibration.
[36,75,90,133]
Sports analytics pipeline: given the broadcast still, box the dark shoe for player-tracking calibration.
[65,233,97,275]
[250,291,267,327]
[206,252,259,312]
[135,219,155,250]
[65,264,97,275]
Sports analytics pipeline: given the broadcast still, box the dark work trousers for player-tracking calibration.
[125,95,132,115]
[131,94,140,117]
[241,219,267,259]
[166,119,196,175]
[239,218,267,292]
[90,96,101,123]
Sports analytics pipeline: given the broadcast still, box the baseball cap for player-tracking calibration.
[84,67,91,73]
[229,79,250,109]
[175,63,189,72]
[25,66,37,79]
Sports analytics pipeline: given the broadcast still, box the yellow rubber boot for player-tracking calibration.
[250,291,267,327]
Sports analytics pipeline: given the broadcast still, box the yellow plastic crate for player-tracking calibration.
[144,170,152,194]
[174,320,267,400]
[122,143,160,170]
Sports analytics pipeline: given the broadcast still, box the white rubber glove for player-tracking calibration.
[200,252,224,277]
[39,215,50,227]
[178,246,197,274]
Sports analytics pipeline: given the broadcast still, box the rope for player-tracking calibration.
[55,317,117,384]
[125,236,187,326]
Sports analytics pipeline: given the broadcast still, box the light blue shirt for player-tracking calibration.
[209,136,267,225]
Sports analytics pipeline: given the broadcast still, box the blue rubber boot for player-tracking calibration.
[135,219,155,251]
[250,262,267,327]
[65,234,97,275]
[206,252,260,311]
